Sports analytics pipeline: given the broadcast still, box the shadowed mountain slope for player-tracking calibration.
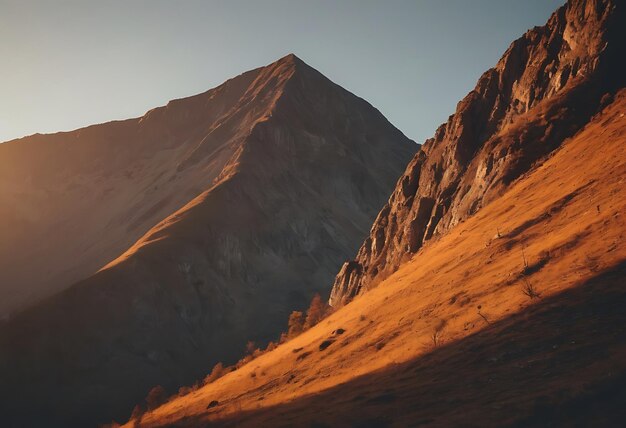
[0,54,416,427]
[0,64,266,317]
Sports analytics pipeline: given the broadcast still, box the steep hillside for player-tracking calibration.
[0,55,415,427]
[331,0,626,304]
[127,1,626,425]
[133,86,626,428]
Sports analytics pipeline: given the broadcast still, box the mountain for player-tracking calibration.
[0,54,416,427]
[134,91,626,426]
[0,64,266,318]
[128,1,626,426]
[330,0,626,305]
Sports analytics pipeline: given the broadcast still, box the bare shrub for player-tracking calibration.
[521,242,529,272]
[178,385,193,397]
[203,362,225,385]
[235,354,253,369]
[477,304,490,324]
[522,277,541,299]
[431,319,447,348]
[145,385,167,410]
[129,404,145,425]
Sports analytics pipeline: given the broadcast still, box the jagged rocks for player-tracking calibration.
[330,0,626,306]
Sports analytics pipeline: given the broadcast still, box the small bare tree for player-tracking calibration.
[129,404,145,426]
[203,362,225,385]
[145,385,167,410]
[303,293,331,330]
[287,310,305,338]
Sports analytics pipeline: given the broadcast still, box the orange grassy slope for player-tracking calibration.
[132,89,626,427]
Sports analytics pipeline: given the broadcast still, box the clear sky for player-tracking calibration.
[0,0,564,144]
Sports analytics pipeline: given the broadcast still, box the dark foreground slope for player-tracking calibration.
[331,0,626,304]
[0,55,415,427]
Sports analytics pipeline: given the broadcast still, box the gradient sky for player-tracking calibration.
[0,0,564,144]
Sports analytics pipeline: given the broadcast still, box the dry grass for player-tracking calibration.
[128,91,626,428]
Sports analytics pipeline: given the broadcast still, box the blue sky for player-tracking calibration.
[0,0,564,144]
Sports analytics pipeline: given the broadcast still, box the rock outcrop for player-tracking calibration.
[0,54,415,427]
[330,0,626,305]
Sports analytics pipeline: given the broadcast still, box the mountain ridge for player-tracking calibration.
[1,53,393,318]
[330,0,626,305]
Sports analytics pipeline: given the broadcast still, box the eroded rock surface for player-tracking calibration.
[331,0,626,305]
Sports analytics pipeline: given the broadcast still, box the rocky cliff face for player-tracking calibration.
[0,55,415,427]
[330,0,626,305]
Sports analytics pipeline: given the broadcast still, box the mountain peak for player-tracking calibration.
[0,49,416,427]
[278,52,302,64]
[262,53,307,75]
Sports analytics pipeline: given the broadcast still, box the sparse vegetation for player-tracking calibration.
[287,310,305,338]
[285,293,332,341]
[521,242,529,272]
[521,277,541,299]
[146,385,168,410]
[477,305,490,324]
[129,404,145,426]
[303,293,329,329]
[203,362,226,385]
[516,243,542,299]
[125,293,334,425]
[431,319,447,348]
[177,385,194,397]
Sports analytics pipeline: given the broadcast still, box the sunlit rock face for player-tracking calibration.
[330,0,626,305]
[0,54,416,427]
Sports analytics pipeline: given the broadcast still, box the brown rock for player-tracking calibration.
[330,0,626,305]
